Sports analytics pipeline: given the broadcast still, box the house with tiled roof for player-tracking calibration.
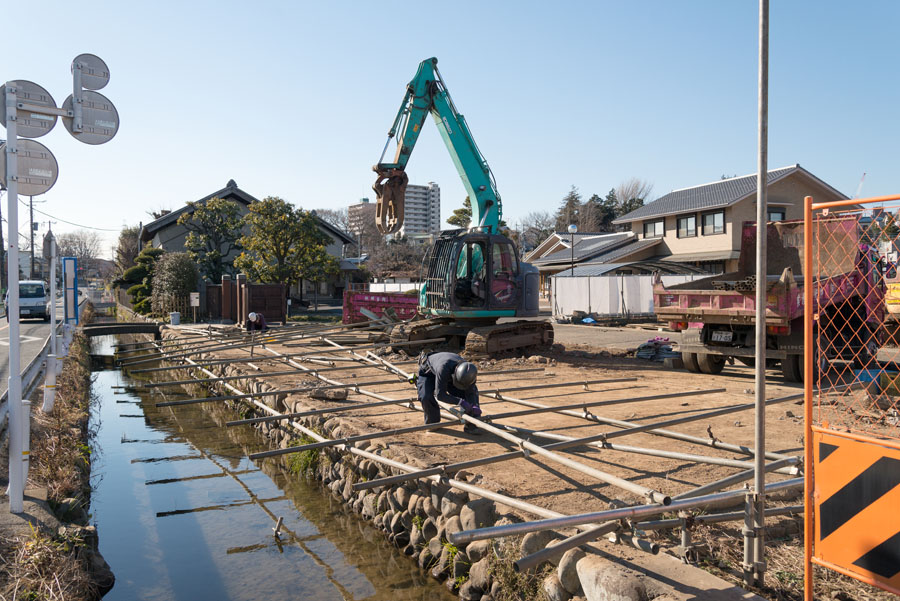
[610,164,849,273]
[139,179,355,296]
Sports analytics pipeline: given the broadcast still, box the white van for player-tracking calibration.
[4,280,51,322]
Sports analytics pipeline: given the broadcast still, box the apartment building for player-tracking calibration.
[398,182,441,243]
[348,197,376,238]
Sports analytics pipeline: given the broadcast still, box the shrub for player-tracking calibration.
[151,252,199,315]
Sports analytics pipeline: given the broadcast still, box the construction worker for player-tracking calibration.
[246,312,269,332]
[416,351,481,434]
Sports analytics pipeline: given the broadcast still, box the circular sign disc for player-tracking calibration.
[72,53,110,91]
[62,91,119,145]
[0,139,59,196]
[0,80,58,138]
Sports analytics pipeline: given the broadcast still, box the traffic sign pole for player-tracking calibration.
[5,82,24,513]
[1,55,116,514]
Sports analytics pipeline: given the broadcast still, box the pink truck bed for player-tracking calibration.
[342,290,419,324]
[653,217,881,328]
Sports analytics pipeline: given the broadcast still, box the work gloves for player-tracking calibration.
[459,399,482,417]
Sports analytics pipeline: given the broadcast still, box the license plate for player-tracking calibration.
[711,330,733,342]
[20,309,31,315]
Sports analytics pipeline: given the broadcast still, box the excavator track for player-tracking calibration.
[389,319,554,357]
[465,320,554,356]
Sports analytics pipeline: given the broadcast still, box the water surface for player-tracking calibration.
[89,336,453,601]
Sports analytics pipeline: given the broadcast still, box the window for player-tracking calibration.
[677,215,697,238]
[492,243,519,276]
[768,208,786,222]
[19,284,45,298]
[702,211,725,235]
[643,220,664,238]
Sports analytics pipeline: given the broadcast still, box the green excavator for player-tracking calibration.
[373,57,553,354]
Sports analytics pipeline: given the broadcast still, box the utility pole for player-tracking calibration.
[29,196,34,279]
[0,188,5,294]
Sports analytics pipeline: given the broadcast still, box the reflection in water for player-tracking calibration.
[89,336,453,601]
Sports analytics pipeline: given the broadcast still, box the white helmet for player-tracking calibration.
[248,312,258,322]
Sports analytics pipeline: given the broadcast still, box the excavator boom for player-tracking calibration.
[373,57,501,235]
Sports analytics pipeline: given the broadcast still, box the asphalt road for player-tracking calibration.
[0,298,63,396]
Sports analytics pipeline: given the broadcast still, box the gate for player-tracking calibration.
[804,193,900,598]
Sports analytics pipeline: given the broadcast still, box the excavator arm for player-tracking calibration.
[374,57,502,235]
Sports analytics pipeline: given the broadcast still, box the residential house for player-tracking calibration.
[528,165,851,291]
[139,179,355,297]
[611,164,848,273]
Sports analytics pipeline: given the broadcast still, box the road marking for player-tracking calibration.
[0,334,42,346]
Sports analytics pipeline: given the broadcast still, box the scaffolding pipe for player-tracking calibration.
[478,391,794,461]
[119,326,403,366]
[428,398,673,506]
[127,337,446,374]
[248,420,462,459]
[156,370,583,408]
[115,318,387,354]
[496,425,799,475]
[449,478,802,548]
[673,457,800,500]
[484,388,722,421]
[635,504,802,532]
[144,360,414,387]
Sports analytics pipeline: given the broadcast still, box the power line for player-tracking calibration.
[15,198,119,232]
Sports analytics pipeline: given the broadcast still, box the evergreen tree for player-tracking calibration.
[447,197,472,228]
[554,186,582,231]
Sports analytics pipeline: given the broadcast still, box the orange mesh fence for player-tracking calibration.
[811,207,899,439]
[805,195,900,599]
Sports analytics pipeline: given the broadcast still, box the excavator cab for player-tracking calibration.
[421,230,539,318]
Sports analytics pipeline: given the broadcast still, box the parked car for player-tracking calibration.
[4,280,51,322]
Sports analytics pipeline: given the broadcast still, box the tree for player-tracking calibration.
[57,230,103,272]
[368,237,429,280]
[115,225,141,276]
[447,197,473,228]
[615,178,653,217]
[520,211,556,250]
[124,247,164,314]
[554,186,582,231]
[151,252,199,315]
[578,194,600,232]
[594,192,619,232]
[234,197,335,292]
[177,197,243,282]
[315,208,350,232]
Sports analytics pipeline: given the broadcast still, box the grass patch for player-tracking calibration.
[488,539,551,601]
[0,526,98,600]
[286,435,320,475]
[287,314,341,324]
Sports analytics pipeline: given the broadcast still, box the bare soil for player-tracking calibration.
[156,326,895,601]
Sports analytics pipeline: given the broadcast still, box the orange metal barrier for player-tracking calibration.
[804,194,900,598]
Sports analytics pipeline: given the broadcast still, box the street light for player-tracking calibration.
[567,224,577,276]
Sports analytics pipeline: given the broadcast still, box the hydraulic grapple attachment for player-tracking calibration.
[373,167,408,235]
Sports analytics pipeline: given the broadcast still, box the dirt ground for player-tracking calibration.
[143,324,894,601]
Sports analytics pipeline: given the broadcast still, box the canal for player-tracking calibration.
[89,335,454,600]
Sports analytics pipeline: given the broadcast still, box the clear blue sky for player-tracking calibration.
[5,0,899,256]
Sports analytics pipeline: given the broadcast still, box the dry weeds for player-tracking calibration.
[29,332,95,504]
[0,526,98,601]
[663,517,898,601]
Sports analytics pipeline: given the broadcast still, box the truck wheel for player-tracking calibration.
[781,354,803,382]
[683,352,701,373]
[697,353,725,375]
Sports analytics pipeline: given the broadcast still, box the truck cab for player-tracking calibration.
[5,280,51,322]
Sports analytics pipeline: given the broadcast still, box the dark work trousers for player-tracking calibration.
[417,369,441,424]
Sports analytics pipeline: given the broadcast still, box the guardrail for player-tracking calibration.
[0,323,62,439]
[0,295,86,440]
